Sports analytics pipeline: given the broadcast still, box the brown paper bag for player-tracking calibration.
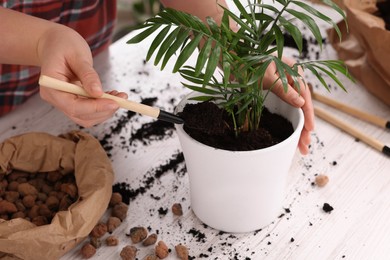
[327,0,390,106]
[0,131,114,260]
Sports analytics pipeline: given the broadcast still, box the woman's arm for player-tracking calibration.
[0,6,127,127]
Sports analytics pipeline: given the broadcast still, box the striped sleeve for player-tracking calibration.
[0,0,117,116]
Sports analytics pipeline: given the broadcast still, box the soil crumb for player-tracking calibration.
[322,203,334,213]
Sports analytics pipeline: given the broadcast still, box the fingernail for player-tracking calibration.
[106,103,119,110]
[91,83,103,95]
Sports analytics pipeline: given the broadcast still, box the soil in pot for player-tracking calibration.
[178,101,293,151]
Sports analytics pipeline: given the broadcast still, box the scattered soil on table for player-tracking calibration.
[112,151,185,204]
[179,102,294,151]
[130,120,174,145]
[322,203,334,213]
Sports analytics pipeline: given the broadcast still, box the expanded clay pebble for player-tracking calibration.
[81,243,96,259]
[106,235,119,246]
[0,170,78,225]
[78,185,128,258]
[315,174,329,187]
[142,233,158,246]
[120,245,137,260]
[90,222,108,238]
[107,216,122,233]
[0,200,17,215]
[90,237,102,249]
[60,183,78,198]
[155,241,169,259]
[175,244,189,260]
[112,202,129,221]
[172,203,183,216]
[17,183,38,196]
[144,254,158,260]
[128,226,148,243]
[109,192,123,207]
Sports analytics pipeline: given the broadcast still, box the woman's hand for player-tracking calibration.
[37,25,127,127]
[263,56,315,155]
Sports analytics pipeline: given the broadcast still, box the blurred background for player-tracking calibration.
[113,0,163,42]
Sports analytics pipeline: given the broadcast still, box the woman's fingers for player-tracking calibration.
[40,87,128,127]
[298,128,311,155]
[72,60,104,98]
[264,56,315,155]
[271,81,305,107]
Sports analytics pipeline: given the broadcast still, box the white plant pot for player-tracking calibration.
[175,91,304,233]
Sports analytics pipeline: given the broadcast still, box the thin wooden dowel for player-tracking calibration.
[310,84,389,129]
[39,75,160,118]
[39,75,184,124]
[314,106,389,156]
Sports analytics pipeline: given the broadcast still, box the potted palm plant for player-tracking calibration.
[127,0,351,232]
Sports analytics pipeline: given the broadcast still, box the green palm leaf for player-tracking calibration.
[292,1,342,40]
[194,38,213,76]
[202,45,221,87]
[154,26,181,66]
[279,16,303,54]
[160,29,190,70]
[126,24,161,44]
[173,33,203,72]
[286,9,324,49]
[146,25,171,61]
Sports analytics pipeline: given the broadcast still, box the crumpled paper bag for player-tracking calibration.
[0,131,114,260]
[327,0,390,106]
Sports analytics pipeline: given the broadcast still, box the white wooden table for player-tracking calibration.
[1,3,389,260]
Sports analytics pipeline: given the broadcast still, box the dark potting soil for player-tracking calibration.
[322,203,334,213]
[179,101,294,151]
[376,0,390,30]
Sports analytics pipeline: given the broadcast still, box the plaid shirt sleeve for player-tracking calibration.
[0,0,117,116]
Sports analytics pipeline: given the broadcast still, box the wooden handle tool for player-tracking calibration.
[309,83,389,129]
[38,75,183,124]
[314,106,390,157]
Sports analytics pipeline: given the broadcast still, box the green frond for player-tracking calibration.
[194,38,213,76]
[146,25,171,61]
[160,29,190,70]
[279,16,303,54]
[322,0,348,32]
[273,25,285,59]
[153,27,181,66]
[291,0,342,40]
[203,45,221,87]
[173,33,203,72]
[302,63,331,91]
[126,24,161,44]
[286,8,324,49]
[272,58,289,92]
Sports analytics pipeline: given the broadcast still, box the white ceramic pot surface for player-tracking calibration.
[175,92,304,233]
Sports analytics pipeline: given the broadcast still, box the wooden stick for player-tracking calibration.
[309,84,390,129]
[38,75,183,124]
[314,106,390,157]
